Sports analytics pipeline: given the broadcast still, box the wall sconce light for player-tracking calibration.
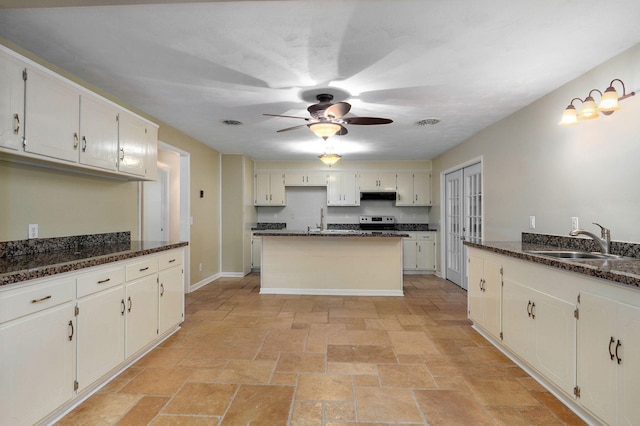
[559,78,635,126]
[318,153,341,166]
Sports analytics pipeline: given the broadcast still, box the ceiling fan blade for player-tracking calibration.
[276,124,309,133]
[343,117,393,125]
[324,102,351,119]
[263,113,310,121]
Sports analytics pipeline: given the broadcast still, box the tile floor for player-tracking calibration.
[58,274,586,425]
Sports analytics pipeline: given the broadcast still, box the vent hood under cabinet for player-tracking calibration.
[360,192,397,201]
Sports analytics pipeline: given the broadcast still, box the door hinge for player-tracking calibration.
[22,69,27,81]
[75,305,80,316]
[74,380,79,391]
[573,386,580,398]
[574,308,579,319]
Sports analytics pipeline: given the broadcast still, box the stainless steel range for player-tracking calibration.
[359,215,397,232]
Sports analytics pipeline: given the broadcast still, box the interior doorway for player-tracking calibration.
[142,166,169,242]
[443,161,482,289]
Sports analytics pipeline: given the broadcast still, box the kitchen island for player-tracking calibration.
[253,230,408,296]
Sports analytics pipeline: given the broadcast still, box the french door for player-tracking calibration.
[445,162,482,289]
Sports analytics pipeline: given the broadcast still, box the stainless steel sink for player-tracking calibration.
[525,250,623,260]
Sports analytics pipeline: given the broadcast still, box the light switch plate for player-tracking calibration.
[529,216,535,229]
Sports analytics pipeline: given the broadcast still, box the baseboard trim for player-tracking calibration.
[189,273,223,292]
[260,288,404,296]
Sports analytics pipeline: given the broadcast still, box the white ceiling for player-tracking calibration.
[2,1,640,161]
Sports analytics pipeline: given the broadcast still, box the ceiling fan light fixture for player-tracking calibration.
[309,122,341,140]
[318,153,341,166]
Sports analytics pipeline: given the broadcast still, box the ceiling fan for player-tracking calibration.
[263,94,393,140]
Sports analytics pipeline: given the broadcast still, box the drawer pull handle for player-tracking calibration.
[97,278,111,284]
[68,320,74,341]
[160,283,165,296]
[31,295,52,304]
[73,132,79,149]
[609,336,615,360]
[615,339,622,364]
[127,296,132,313]
[121,299,126,315]
[82,136,87,152]
[530,302,536,319]
[527,300,532,317]
[13,113,20,135]
[168,259,176,263]
[139,266,149,272]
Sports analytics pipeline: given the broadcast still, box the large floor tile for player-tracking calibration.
[221,385,294,425]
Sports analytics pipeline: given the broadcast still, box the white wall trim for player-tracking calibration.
[259,288,404,296]
[189,273,223,292]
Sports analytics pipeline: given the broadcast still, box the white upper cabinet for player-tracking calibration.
[284,172,327,186]
[327,172,359,206]
[79,94,119,171]
[359,171,396,192]
[255,172,286,206]
[0,49,24,152]
[396,172,431,206]
[23,66,80,163]
[118,111,152,177]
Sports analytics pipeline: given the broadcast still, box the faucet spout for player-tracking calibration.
[570,222,611,254]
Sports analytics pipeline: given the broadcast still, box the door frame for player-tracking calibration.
[439,156,483,288]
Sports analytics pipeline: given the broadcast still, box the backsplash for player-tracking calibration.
[522,232,640,259]
[0,232,131,258]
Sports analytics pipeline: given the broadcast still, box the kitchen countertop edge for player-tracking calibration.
[1,241,189,287]
[253,230,409,238]
[465,241,640,289]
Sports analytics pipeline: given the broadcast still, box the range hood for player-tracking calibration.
[360,191,397,201]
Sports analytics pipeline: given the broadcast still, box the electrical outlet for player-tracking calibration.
[28,224,38,239]
[571,217,579,230]
[529,216,536,229]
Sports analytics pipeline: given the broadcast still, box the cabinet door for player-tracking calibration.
[24,66,80,163]
[416,239,435,270]
[377,172,396,191]
[467,254,485,324]
[617,301,640,425]
[79,94,119,171]
[326,173,342,206]
[125,275,158,357]
[159,266,184,334]
[255,173,271,205]
[76,285,125,392]
[0,50,24,152]
[359,172,379,191]
[306,172,327,186]
[402,238,416,270]
[285,172,306,186]
[341,172,359,206]
[252,236,261,268]
[482,260,502,339]
[530,287,576,396]
[502,278,532,358]
[395,173,413,206]
[577,292,617,425]
[269,173,286,205]
[0,302,75,426]
[413,172,431,206]
[118,111,149,177]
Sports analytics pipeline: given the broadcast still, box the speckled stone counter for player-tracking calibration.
[253,230,409,238]
[0,239,188,287]
[465,239,640,289]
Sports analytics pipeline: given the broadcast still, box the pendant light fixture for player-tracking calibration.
[318,153,341,166]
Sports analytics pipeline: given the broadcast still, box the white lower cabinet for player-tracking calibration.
[467,252,502,340]
[251,234,261,269]
[402,232,436,271]
[502,278,576,396]
[0,277,76,426]
[577,292,640,425]
[0,247,185,425]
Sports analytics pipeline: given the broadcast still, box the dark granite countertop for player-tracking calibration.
[253,230,409,238]
[0,241,188,287]
[465,240,640,289]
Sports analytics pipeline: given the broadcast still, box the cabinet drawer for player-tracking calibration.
[0,277,75,324]
[403,232,417,240]
[417,233,434,241]
[126,256,158,281]
[77,265,125,298]
[158,250,182,271]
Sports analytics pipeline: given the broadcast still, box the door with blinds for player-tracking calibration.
[444,162,482,289]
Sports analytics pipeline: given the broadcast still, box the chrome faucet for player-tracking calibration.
[570,222,611,254]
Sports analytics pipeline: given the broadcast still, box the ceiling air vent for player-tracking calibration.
[416,118,440,126]
[222,119,243,126]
